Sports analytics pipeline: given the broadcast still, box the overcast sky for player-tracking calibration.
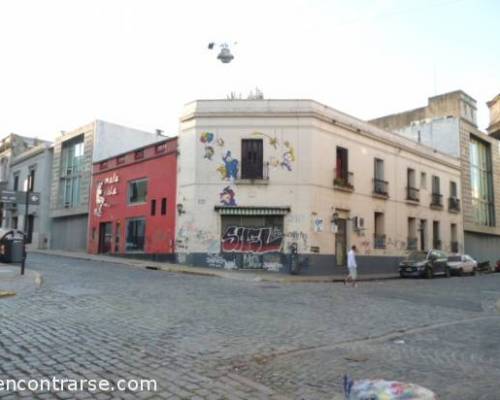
[0,0,498,140]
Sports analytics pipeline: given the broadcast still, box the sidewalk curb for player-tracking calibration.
[28,250,400,283]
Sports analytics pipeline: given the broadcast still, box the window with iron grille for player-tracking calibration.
[241,139,263,179]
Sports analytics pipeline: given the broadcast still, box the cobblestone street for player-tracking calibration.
[1,253,499,399]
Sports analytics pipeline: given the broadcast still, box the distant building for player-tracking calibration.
[87,138,178,259]
[370,90,500,265]
[176,99,462,274]
[487,94,500,139]
[7,143,53,249]
[0,133,49,227]
[50,120,165,251]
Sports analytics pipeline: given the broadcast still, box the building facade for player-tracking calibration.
[176,99,463,275]
[487,94,500,139]
[50,120,166,251]
[6,143,53,249]
[370,90,500,265]
[0,134,47,227]
[87,138,178,259]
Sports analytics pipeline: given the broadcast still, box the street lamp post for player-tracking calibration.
[20,175,32,275]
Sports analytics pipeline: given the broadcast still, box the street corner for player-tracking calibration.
[0,264,43,294]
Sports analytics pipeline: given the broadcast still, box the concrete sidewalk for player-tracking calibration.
[0,264,43,295]
[28,250,400,283]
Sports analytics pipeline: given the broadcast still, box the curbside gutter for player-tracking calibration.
[28,250,400,283]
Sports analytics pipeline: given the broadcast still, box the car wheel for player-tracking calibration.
[425,267,433,279]
[471,268,477,276]
[399,272,405,278]
[445,267,451,278]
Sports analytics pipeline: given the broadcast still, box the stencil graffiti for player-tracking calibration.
[222,226,283,253]
[219,186,237,206]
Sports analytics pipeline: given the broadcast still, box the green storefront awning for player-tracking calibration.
[214,206,291,216]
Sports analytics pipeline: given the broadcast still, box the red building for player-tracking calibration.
[88,138,178,259]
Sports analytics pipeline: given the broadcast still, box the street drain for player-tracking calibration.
[145,266,160,271]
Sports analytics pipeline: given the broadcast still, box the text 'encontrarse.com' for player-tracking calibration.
[0,377,158,392]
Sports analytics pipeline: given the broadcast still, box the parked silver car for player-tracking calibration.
[447,254,478,276]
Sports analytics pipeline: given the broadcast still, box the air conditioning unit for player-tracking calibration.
[353,216,365,231]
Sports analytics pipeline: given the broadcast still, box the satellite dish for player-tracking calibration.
[208,42,236,64]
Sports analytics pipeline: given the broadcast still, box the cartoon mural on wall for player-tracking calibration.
[204,146,215,160]
[251,131,279,149]
[220,151,239,182]
[200,131,214,144]
[200,132,215,161]
[280,141,296,171]
[219,186,237,206]
[221,226,283,253]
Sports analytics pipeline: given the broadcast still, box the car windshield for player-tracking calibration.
[447,256,461,262]
[407,251,427,261]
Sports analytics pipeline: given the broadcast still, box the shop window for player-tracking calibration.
[126,218,146,252]
[161,198,167,215]
[128,179,148,204]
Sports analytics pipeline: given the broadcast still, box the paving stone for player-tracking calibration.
[1,254,499,400]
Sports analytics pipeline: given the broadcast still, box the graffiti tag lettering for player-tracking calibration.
[222,226,283,253]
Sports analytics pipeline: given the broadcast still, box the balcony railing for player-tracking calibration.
[334,169,354,190]
[406,186,419,201]
[407,237,418,250]
[374,234,386,249]
[451,241,459,253]
[373,178,388,196]
[433,239,442,250]
[448,197,461,212]
[430,193,443,208]
[239,162,270,181]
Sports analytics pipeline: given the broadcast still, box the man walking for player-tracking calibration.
[345,245,358,287]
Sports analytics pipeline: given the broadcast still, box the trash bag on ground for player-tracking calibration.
[344,376,437,400]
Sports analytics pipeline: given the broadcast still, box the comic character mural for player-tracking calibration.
[219,186,237,206]
[219,151,239,181]
[204,146,215,160]
[280,141,296,171]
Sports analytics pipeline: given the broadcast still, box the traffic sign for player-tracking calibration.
[0,190,41,205]
[0,190,16,203]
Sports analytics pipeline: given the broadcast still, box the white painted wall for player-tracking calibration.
[93,120,164,162]
[395,117,460,157]
[177,100,463,260]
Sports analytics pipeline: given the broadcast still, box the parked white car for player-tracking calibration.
[447,254,478,276]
